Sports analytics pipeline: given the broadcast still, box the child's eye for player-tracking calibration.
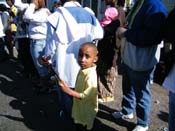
[78,53,83,58]
[85,54,90,59]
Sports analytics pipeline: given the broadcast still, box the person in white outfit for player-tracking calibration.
[23,0,51,91]
[44,0,103,119]
[13,0,38,79]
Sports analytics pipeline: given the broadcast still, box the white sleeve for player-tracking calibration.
[23,3,35,20]
[2,12,9,31]
[14,0,29,11]
[45,22,57,60]
[24,4,49,23]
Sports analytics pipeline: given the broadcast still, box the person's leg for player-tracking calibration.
[168,91,175,131]
[18,38,35,77]
[4,30,14,58]
[150,65,156,84]
[121,63,136,115]
[112,63,135,119]
[23,38,38,78]
[130,67,154,127]
[30,39,49,90]
[0,38,6,59]
[30,39,48,77]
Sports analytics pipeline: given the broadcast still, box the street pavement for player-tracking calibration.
[0,58,169,131]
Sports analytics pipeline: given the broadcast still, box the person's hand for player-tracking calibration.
[59,80,66,88]
[32,0,39,9]
[58,80,70,92]
[38,55,51,66]
[116,27,127,40]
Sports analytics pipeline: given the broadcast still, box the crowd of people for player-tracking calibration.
[0,0,175,131]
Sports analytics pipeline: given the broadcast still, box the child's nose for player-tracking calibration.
[81,56,86,61]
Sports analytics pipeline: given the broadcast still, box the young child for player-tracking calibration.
[97,0,122,102]
[58,42,98,131]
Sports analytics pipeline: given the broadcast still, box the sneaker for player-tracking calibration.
[132,125,148,131]
[112,111,134,119]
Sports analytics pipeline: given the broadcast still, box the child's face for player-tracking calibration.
[78,45,98,69]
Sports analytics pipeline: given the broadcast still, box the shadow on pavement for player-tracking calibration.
[97,104,136,131]
[0,59,66,131]
[157,111,168,122]
[0,59,132,131]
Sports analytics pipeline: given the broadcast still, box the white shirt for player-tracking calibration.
[45,1,103,88]
[24,3,50,40]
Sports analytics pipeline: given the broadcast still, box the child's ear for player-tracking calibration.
[93,56,98,63]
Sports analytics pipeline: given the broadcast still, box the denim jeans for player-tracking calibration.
[30,39,48,76]
[169,91,175,131]
[121,63,154,127]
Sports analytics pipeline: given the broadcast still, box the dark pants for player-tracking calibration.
[57,84,73,119]
[169,91,175,131]
[75,124,92,131]
[0,38,5,55]
[18,38,38,77]
[0,38,7,61]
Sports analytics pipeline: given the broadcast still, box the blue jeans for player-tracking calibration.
[30,39,48,76]
[121,63,154,127]
[169,91,175,131]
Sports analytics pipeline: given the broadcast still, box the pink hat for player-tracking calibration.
[100,7,119,27]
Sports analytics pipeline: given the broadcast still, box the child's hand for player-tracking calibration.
[58,80,81,99]
[58,80,72,94]
[59,80,68,89]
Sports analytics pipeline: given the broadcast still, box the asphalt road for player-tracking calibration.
[0,58,169,131]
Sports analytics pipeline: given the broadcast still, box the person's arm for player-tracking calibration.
[24,3,50,23]
[23,3,35,20]
[125,13,167,47]
[59,81,81,99]
[44,22,57,59]
[59,75,97,100]
[14,0,29,11]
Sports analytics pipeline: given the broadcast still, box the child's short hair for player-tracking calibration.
[80,42,98,54]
